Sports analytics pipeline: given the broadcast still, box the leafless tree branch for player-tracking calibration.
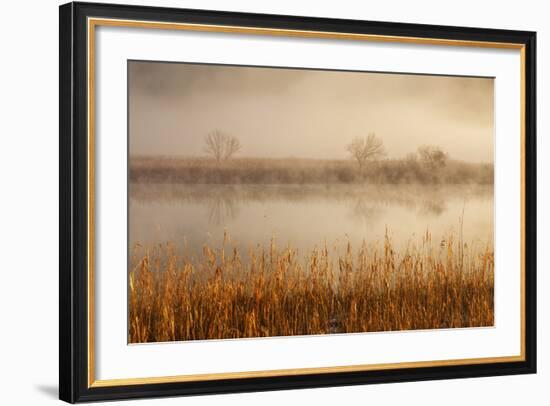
[204,130,241,163]
[346,132,386,170]
[417,145,448,170]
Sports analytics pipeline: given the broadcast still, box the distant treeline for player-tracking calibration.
[130,157,493,185]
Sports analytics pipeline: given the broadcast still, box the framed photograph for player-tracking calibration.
[59,2,536,403]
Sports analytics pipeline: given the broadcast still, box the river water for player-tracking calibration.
[129,183,493,260]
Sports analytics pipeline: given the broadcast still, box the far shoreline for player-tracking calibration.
[129,156,494,185]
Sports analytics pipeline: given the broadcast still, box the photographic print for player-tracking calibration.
[128,61,495,344]
[60,5,536,401]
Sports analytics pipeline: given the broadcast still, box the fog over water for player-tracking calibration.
[129,61,494,162]
[128,61,494,259]
[129,184,493,259]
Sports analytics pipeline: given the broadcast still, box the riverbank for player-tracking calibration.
[130,157,493,185]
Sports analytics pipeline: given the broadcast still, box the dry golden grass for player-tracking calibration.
[128,231,494,343]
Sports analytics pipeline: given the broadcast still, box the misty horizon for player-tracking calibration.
[129,61,494,163]
[130,154,493,165]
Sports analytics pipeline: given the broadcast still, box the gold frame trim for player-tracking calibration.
[87,17,527,388]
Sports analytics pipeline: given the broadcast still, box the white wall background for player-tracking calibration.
[0,0,546,404]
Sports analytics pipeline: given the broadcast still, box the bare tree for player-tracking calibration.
[346,133,386,171]
[204,130,241,163]
[417,145,447,170]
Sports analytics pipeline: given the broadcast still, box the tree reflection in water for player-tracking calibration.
[207,194,240,225]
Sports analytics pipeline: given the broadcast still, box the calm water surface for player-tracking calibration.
[129,183,493,260]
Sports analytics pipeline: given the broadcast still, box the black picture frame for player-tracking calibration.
[59,1,537,403]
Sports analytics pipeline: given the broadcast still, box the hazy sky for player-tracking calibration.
[129,61,494,162]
